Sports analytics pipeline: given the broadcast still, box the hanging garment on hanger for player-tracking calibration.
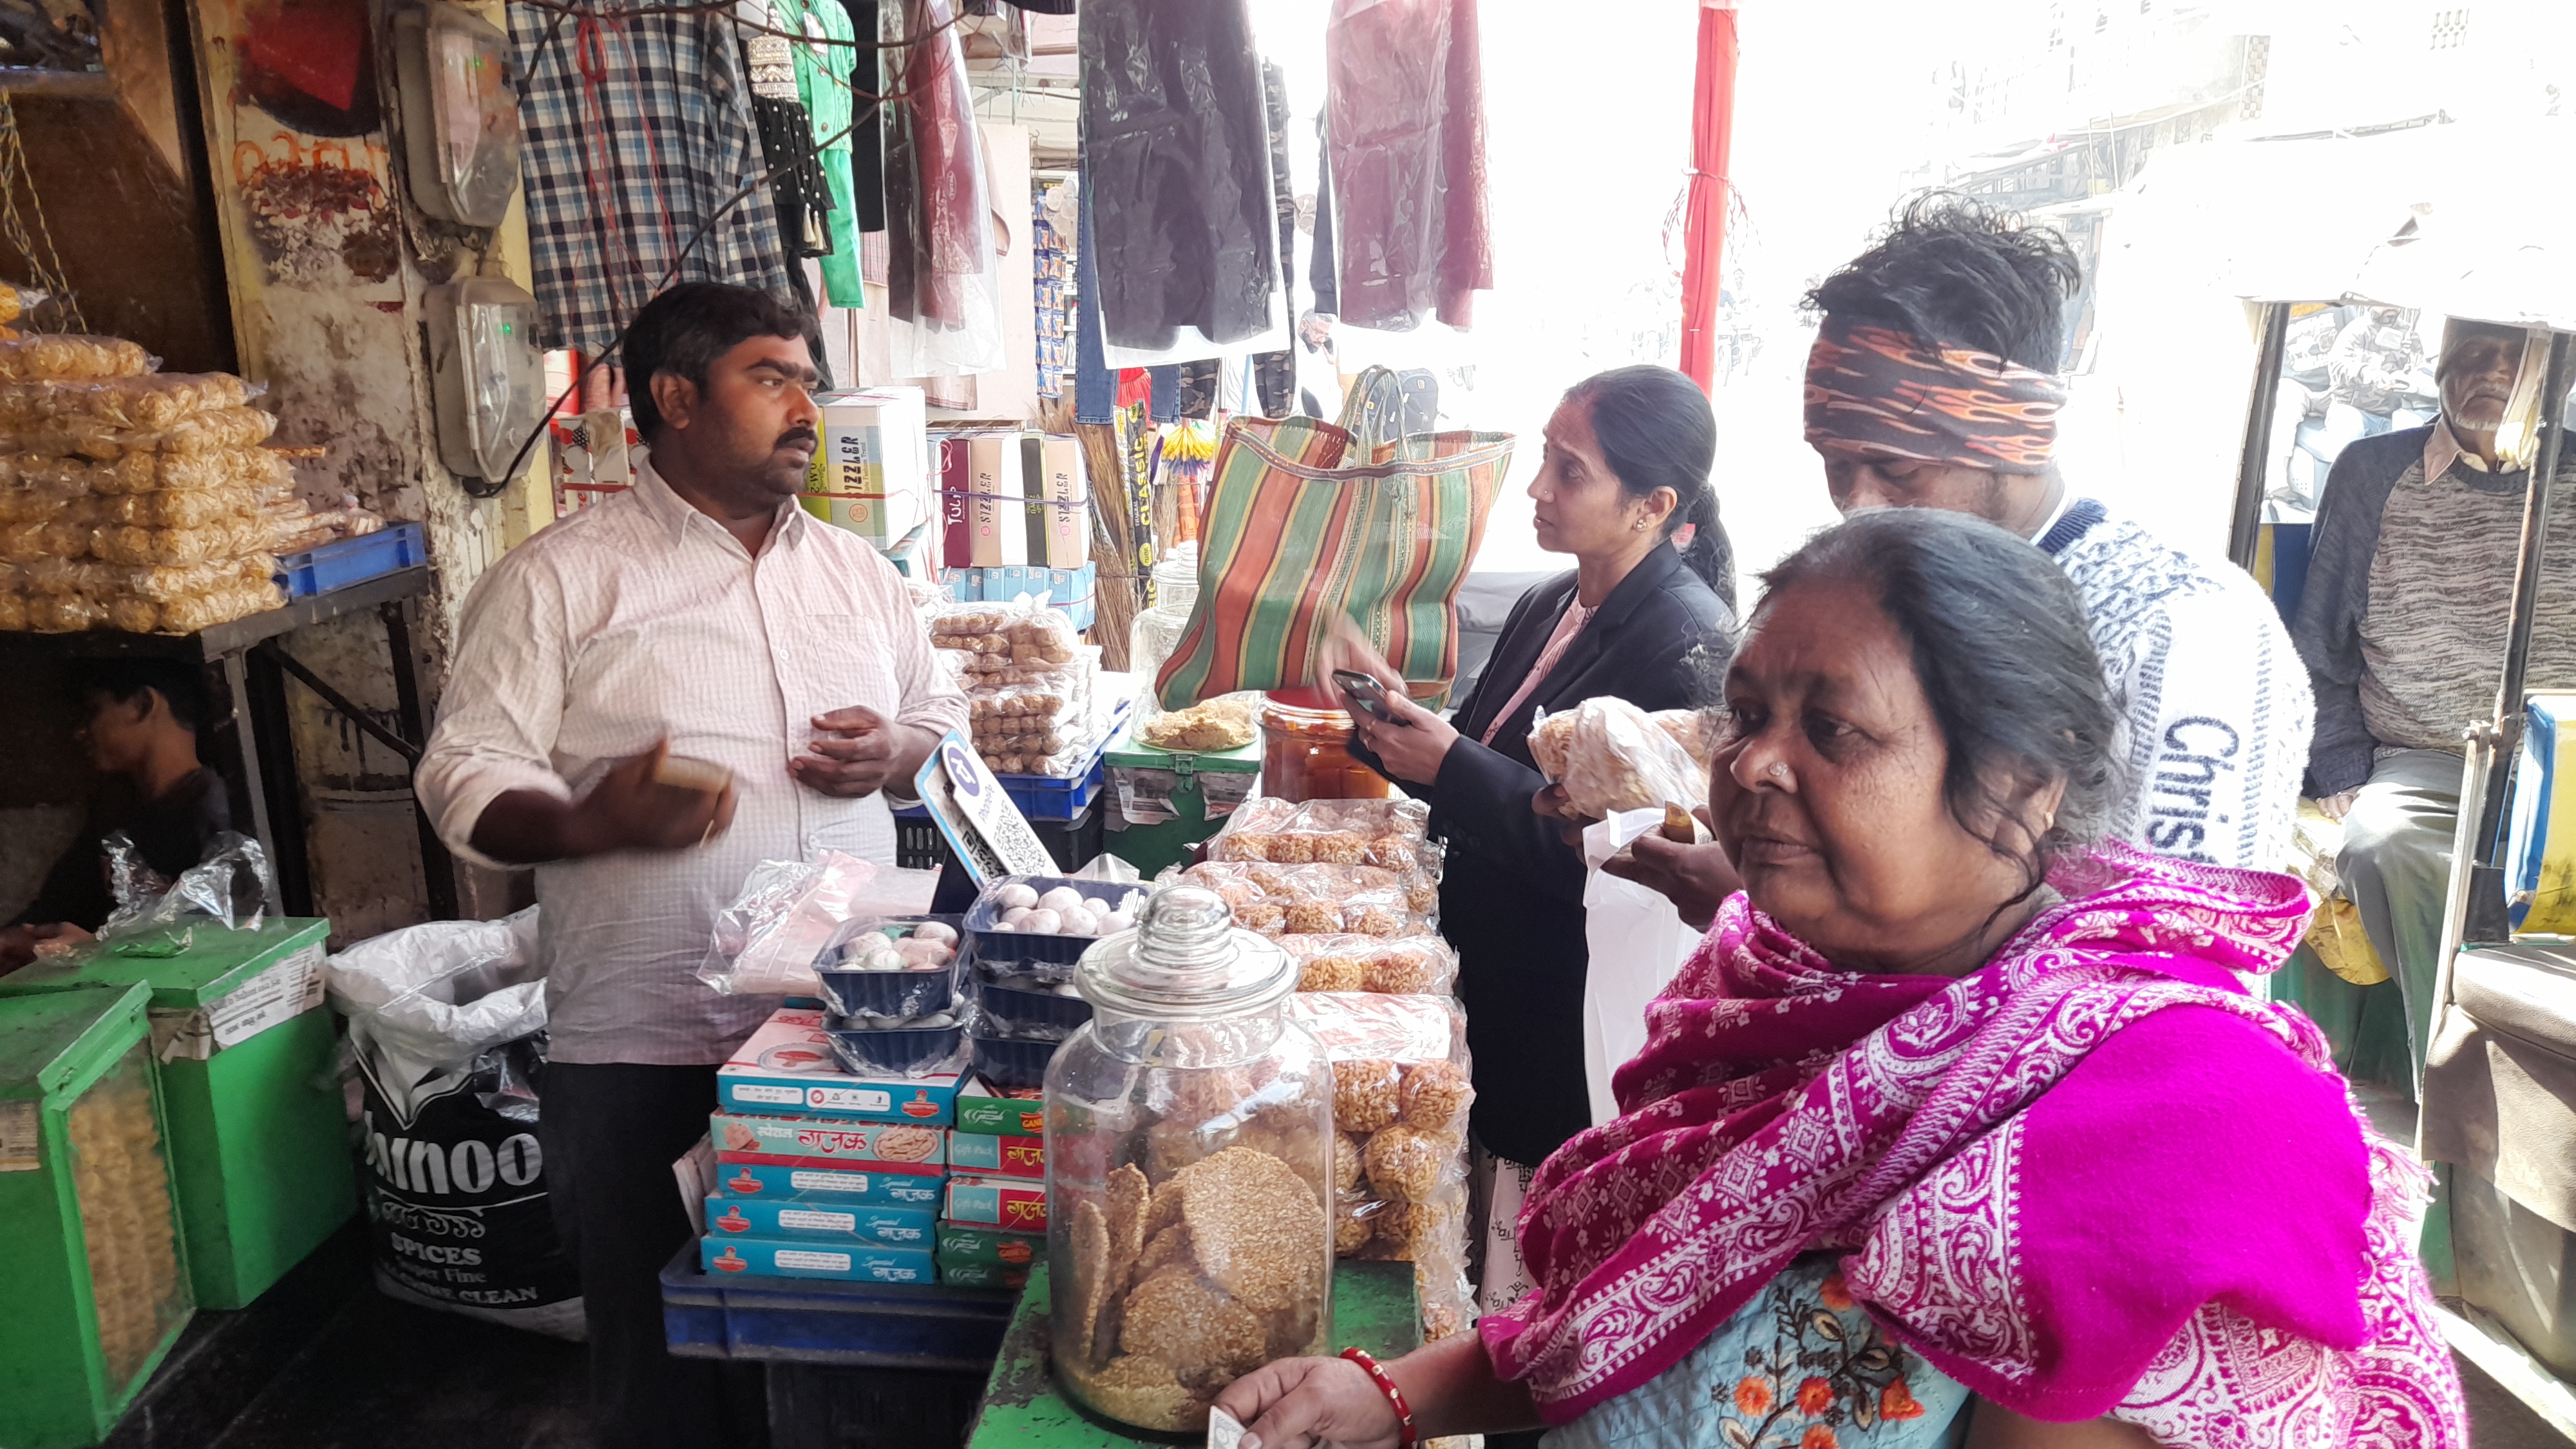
[1075,180,1117,425]
[837,0,887,232]
[1175,358,1219,420]
[1324,0,1491,332]
[878,0,1002,372]
[1251,59,1297,419]
[1079,0,1277,351]
[771,0,864,307]
[1309,120,1338,318]
[512,0,796,361]
[882,0,992,328]
[748,89,831,258]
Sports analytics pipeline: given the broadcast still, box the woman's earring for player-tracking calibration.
[1633,520,1647,532]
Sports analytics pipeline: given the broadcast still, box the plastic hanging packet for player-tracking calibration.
[97,829,271,940]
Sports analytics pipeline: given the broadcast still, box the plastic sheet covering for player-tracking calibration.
[1282,990,1476,1341]
[324,907,547,1078]
[1080,0,1278,352]
[1324,0,1491,332]
[98,831,272,939]
[0,374,257,430]
[880,0,1002,375]
[700,851,878,998]
[696,854,942,998]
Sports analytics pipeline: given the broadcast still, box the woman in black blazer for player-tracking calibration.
[1340,365,1738,1321]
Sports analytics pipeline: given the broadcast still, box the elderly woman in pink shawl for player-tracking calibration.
[1218,507,2465,1449]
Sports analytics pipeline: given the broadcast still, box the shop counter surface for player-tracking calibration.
[965,1260,1423,1447]
[0,565,430,662]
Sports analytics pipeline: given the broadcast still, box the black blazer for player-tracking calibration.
[1351,544,1734,1164]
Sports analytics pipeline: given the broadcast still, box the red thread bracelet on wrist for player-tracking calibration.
[1341,1347,1419,1449]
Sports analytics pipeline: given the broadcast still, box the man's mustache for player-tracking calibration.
[777,428,819,451]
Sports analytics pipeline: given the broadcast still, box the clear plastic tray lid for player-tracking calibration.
[1074,886,1293,1021]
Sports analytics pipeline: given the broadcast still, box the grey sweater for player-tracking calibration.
[2288,425,2576,797]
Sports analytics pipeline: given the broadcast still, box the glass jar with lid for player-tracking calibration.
[1127,545,1200,715]
[1045,886,1333,1433]
[1258,697,1394,803]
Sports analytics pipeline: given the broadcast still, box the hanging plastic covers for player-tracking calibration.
[1079,0,1280,352]
[882,0,1003,374]
[1324,0,1492,332]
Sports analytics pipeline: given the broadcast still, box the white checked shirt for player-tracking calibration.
[417,462,967,1065]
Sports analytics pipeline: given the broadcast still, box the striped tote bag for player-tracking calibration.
[1153,368,1511,710]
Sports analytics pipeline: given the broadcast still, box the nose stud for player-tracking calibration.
[1768,762,1789,780]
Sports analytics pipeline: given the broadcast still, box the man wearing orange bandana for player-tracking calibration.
[1799,193,2310,871]
[1615,196,2311,925]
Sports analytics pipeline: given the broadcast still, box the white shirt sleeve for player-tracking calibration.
[415,553,578,871]
[2114,588,2315,871]
[867,550,969,746]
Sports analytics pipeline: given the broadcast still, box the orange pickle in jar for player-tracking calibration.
[1258,699,1391,803]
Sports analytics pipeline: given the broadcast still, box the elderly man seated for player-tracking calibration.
[2290,316,2576,1087]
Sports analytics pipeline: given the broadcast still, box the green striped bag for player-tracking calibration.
[1153,368,1512,710]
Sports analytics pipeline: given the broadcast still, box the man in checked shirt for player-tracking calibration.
[418,283,966,1448]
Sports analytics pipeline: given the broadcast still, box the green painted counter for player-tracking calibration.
[966,1259,1422,1446]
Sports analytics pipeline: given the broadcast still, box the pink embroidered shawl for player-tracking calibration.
[1479,844,2467,1444]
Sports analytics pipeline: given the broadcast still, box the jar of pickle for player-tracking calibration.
[1259,697,1392,803]
[1045,886,1333,1433]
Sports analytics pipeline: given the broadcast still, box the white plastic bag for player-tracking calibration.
[326,906,583,1339]
[1578,810,1700,1127]
[699,852,878,997]
[325,907,547,1085]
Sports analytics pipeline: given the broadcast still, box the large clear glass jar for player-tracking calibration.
[1045,886,1333,1433]
[1128,545,1200,714]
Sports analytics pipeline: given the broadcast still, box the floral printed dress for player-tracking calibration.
[1544,1258,1969,1449]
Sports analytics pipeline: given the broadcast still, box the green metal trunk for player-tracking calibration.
[0,983,194,1449]
[1103,735,1264,876]
[0,918,355,1309]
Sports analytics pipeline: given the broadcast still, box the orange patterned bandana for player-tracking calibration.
[1803,317,2066,470]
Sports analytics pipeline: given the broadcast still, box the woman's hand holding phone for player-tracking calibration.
[1324,619,1459,785]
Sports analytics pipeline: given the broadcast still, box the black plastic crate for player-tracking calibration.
[894,804,1104,873]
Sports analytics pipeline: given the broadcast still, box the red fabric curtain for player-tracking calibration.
[1680,1,1740,392]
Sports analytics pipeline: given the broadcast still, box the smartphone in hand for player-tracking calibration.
[1331,668,1406,726]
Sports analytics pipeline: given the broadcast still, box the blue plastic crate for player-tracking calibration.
[275,522,427,598]
[996,757,1104,820]
[660,1242,1013,1368]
